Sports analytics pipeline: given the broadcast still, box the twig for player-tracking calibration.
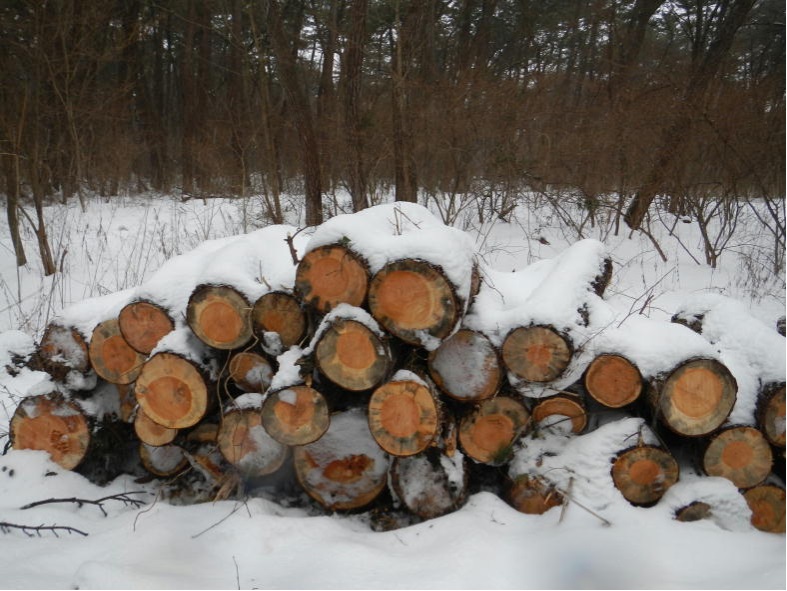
[191,501,245,539]
[233,556,241,590]
[552,486,612,527]
[284,227,309,265]
[20,491,149,516]
[0,521,88,537]
[558,477,573,524]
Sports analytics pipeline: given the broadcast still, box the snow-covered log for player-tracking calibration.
[611,444,679,506]
[251,291,307,354]
[139,443,189,477]
[757,382,785,448]
[506,474,564,515]
[531,392,587,435]
[743,484,786,533]
[226,350,274,394]
[427,329,502,402]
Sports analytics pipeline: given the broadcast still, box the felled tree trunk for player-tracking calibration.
[186,284,253,350]
[88,318,146,384]
[134,409,178,447]
[251,291,307,353]
[34,323,91,382]
[227,351,273,393]
[458,396,530,465]
[428,329,502,402]
[293,408,390,511]
[118,300,175,355]
[506,475,564,515]
[757,383,785,449]
[531,393,587,434]
[611,444,679,506]
[648,358,737,437]
[295,244,370,313]
[261,385,331,445]
[501,325,573,383]
[743,484,786,533]
[701,425,773,489]
[584,353,643,408]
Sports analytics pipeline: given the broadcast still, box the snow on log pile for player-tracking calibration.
[8,203,786,533]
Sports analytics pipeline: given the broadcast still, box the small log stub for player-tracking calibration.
[116,384,137,423]
[611,445,679,506]
[227,351,273,393]
[675,501,713,523]
[428,329,502,402]
[501,325,572,383]
[458,396,530,465]
[187,285,253,350]
[118,300,174,355]
[134,409,178,447]
[368,378,440,456]
[507,475,564,515]
[368,259,459,346]
[295,244,369,313]
[10,394,91,470]
[743,484,786,533]
[37,323,90,376]
[135,352,211,429]
[315,318,392,391]
[650,358,737,437]
[261,385,330,445]
[584,354,643,408]
[757,383,785,448]
[139,443,189,477]
[218,401,288,477]
[251,291,306,351]
[532,394,587,434]
[293,408,390,511]
[702,426,773,489]
[88,319,146,384]
[389,449,468,519]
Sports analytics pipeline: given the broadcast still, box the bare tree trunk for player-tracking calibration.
[342,0,369,211]
[390,4,417,204]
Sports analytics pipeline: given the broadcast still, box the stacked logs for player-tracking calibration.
[9,203,785,533]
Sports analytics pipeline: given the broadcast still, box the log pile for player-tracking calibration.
[9,203,785,534]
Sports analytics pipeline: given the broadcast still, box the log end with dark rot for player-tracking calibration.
[295,244,369,313]
[390,449,468,520]
[135,352,211,429]
[757,383,785,448]
[506,475,564,515]
[134,409,178,447]
[611,445,679,506]
[368,379,440,457]
[186,284,253,350]
[35,323,90,379]
[227,351,273,393]
[368,259,459,347]
[531,394,587,434]
[139,443,189,477]
[261,385,330,446]
[501,325,572,384]
[10,394,90,470]
[89,318,146,384]
[118,300,174,355]
[315,318,392,391]
[251,291,307,352]
[428,329,502,402]
[702,426,773,489]
[218,401,289,478]
[458,396,530,465]
[743,484,786,534]
[584,354,643,408]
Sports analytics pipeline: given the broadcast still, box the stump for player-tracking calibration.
[186,284,253,350]
[611,445,679,506]
[293,408,390,511]
[134,409,178,447]
[584,354,643,408]
[649,358,737,437]
[88,318,146,384]
[428,329,502,402]
[251,291,307,352]
[743,484,786,533]
[261,385,331,446]
[458,396,530,465]
[118,300,174,355]
[227,351,273,393]
[314,317,392,391]
[507,475,564,515]
[10,394,91,470]
[295,244,369,313]
[139,443,189,477]
[389,449,468,519]
[531,393,587,434]
[757,383,785,448]
[501,325,572,383]
[702,426,773,489]
[368,378,440,457]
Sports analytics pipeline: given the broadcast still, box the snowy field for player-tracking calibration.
[0,191,784,589]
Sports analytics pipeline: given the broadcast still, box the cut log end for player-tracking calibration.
[37,323,90,376]
[703,426,773,489]
[261,385,330,446]
[228,351,273,393]
[187,285,252,350]
[611,445,679,506]
[501,325,572,383]
[134,409,178,447]
[744,485,786,534]
[118,300,174,355]
[368,379,440,456]
[675,501,713,523]
[584,354,643,408]
[139,443,189,477]
[507,475,564,515]
[458,397,530,465]
[390,450,468,519]
[89,318,146,384]
[295,244,369,313]
[757,384,785,448]
[315,318,392,391]
[218,408,288,477]
[252,291,306,350]
[532,394,586,434]
[428,329,501,402]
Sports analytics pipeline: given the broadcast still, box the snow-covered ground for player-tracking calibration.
[0,191,784,589]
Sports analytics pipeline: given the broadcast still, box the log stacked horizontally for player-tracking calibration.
[9,204,785,534]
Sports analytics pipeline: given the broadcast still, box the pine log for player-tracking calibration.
[501,325,573,383]
[261,385,331,445]
[702,426,773,489]
[134,409,178,447]
[10,394,91,470]
[88,318,146,384]
[506,475,564,515]
[675,501,713,523]
[584,353,643,408]
[35,323,91,380]
[118,300,174,355]
[368,259,459,346]
[458,396,530,465]
[227,351,273,393]
[139,443,189,477]
[743,484,786,533]
[427,329,502,402]
[186,284,253,350]
[649,358,737,437]
[368,377,441,456]
[135,352,213,429]
[251,291,307,352]
[217,396,289,477]
[611,445,679,506]
[389,448,468,519]
[757,383,785,448]
[293,408,390,511]
[295,244,370,313]
[314,317,392,391]
[531,393,587,434]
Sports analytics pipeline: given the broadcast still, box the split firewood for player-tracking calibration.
[227,350,274,393]
[186,284,253,350]
[295,243,370,313]
[506,475,564,515]
[743,484,786,533]
[531,393,587,434]
[134,409,178,447]
[458,396,530,465]
[118,300,175,355]
[611,444,679,506]
[583,353,643,408]
[261,385,330,445]
[501,325,573,384]
[756,383,785,448]
[701,426,773,489]
[427,329,502,402]
[251,291,307,353]
[88,318,146,385]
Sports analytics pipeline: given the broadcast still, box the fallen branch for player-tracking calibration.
[0,521,88,537]
[20,491,149,516]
